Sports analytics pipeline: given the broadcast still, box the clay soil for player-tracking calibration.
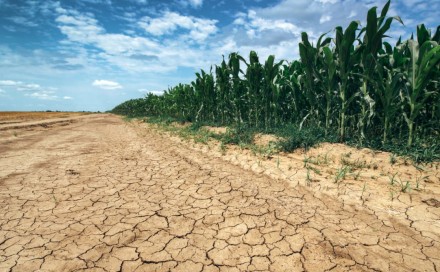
[0,114,439,272]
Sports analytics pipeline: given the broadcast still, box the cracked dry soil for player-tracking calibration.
[0,114,439,272]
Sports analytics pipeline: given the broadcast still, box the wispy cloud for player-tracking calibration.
[92,79,122,90]
[0,80,59,100]
[17,83,41,91]
[234,10,300,37]
[0,80,23,86]
[26,90,58,100]
[55,8,163,71]
[176,0,204,8]
[54,6,221,72]
[131,0,148,4]
[187,0,203,8]
[0,79,61,100]
[7,16,38,27]
[138,89,163,95]
[139,11,217,42]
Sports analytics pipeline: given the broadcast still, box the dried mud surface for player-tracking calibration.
[0,114,439,271]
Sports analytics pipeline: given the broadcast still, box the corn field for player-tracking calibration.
[113,1,439,151]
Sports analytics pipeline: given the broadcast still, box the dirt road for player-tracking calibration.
[0,114,438,271]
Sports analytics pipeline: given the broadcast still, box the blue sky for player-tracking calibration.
[0,0,438,112]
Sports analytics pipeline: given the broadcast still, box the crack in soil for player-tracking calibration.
[0,114,439,271]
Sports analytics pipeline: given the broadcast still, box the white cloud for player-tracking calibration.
[138,89,163,95]
[63,96,73,100]
[92,79,122,90]
[0,80,47,92]
[7,16,38,27]
[188,0,203,8]
[317,0,338,3]
[0,80,23,86]
[55,10,165,70]
[17,83,41,91]
[56,13,103,42]
[54,8,220,73]
[138,11,217,42]
[177,0,203,8]
[245,10,300,34]
[26,91,58,100]
[348,11,357,18]
[320,15,331,24]
[57,11,158,58]
[224,10,302,55]
[0,79,60,100]
[250,0,369,37]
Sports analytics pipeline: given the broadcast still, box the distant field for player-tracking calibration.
[0,112,90,124]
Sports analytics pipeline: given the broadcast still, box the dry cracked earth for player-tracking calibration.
[0,114,439,272]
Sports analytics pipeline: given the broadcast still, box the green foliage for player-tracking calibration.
[112,1,440,162]
[212,127,254,146]
[276,125,338,152]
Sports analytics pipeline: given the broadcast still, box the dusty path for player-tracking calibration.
[0,114,438,271]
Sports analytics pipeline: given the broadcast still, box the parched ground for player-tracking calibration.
[0,114,439,272]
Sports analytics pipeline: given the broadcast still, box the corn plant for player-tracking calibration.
[401,26,440,146]
[111,0,440,162]
[335,21,359,142]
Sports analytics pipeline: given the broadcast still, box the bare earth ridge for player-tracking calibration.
[0,114,439,271]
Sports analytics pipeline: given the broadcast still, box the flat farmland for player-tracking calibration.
[0,114,439,271]
[0,112,92,132]
[0,112,90,124]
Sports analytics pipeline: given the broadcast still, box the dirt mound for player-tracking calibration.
[253,133,283,146]
[202,126,228,134]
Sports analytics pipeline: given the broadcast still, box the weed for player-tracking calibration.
[304,153,331,167]
[216,127,254,146]
[399,179,411,193]
[323,152,331,164]
[276,125,337,153]
[415,177,421,190]
[389,154,397,165]
[413,163,426,172]
[307,165,321,175]
[122,116,135,122]
[219,142,226,154]
[306,168,311,186]
[303,156,310,168]
[389,190,395,201]
[334,166,350,183]
[389,173,398,185]
[255,143,277,158]
[341,157,368,170]
[414,176,427,191]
